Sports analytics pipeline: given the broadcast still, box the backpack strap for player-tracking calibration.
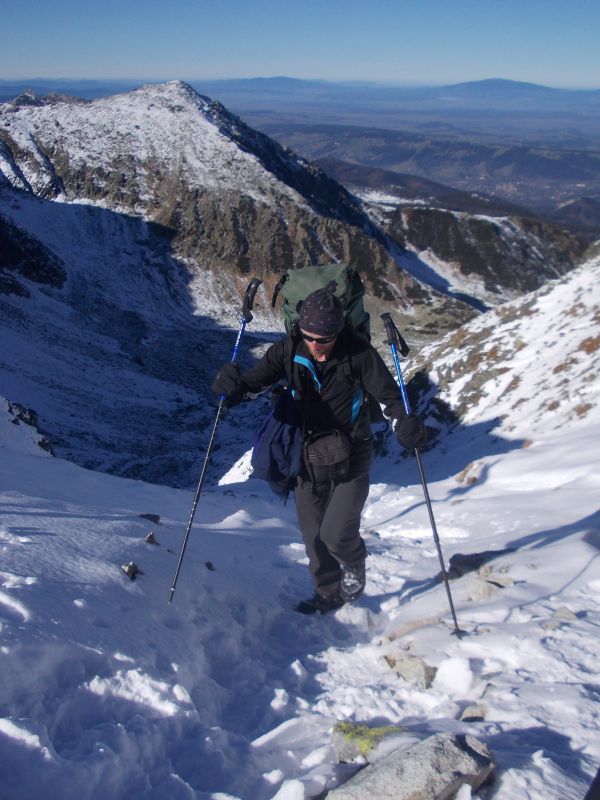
[337,327,365,426]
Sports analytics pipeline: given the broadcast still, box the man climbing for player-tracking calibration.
[211,281,427,614]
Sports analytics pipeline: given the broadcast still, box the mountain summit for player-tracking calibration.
[1,80,362,218]
[2,79,447,312]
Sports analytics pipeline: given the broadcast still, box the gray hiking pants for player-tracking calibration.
[294,440,371,597]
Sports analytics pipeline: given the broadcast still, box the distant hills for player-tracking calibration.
[191,76,600,115]
[2,76,599,114]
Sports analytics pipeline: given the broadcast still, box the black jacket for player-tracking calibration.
[240,330,406,441]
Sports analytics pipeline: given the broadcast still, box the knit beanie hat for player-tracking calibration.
[298,280,345,337]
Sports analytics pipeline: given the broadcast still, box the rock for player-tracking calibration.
[144,532,159,545]
[552,606,578,621]
[478,564,514,587]
[460,705,487,722]
[541,605,578,630]
[331,721,410,763]
[468,564,515,601]
[384,654,437,689]
[442,549,515,581]
[121,561,142,580]
[467,576,497,602]
[326,732,495,799]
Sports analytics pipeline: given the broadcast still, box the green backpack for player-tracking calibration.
[271,263,370,339]
[271,262,384,424]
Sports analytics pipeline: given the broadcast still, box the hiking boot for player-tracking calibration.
[340,560,366,602]
[296,590,345,615]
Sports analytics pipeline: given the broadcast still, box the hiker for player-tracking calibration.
[211,282,427,614]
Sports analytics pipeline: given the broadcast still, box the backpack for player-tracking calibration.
[271,262,370,339]
[251,263,381,498]
[272,262,383,426]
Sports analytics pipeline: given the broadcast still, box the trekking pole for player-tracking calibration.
[169,278,262,603]
[381,313,463,638]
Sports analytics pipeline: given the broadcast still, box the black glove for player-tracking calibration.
[395,414,427,451]
[211,363,245,406]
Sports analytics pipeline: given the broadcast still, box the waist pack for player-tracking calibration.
[303,428,352,487]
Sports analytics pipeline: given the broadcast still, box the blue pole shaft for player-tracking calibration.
[390,343,462,637]
[169,314,248,603]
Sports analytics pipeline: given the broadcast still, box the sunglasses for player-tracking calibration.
[301,332,338,344]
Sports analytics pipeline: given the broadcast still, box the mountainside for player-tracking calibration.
[0,80,426,307]
[0,249,598,800]
[0,80,590,489]
[385,206,584,308]
[316,156,529,217]
[307,158,587,308]
[404,252,600,452]
[0,81,477,487]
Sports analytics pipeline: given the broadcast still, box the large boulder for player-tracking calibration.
[326,732,494,800]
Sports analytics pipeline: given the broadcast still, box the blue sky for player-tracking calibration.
[2,0,599,88]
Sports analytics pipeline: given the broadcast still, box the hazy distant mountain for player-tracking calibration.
[3,76,599,119]
[192,76,600,114]
[0,78,143,103]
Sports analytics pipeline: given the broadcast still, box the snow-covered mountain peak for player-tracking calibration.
[102,79,230,128]
[0,78,357,218]
[0,79,384,254]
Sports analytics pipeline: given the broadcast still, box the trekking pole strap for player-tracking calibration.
[270,273,287,308]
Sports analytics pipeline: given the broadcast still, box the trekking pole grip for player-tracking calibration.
[226,278,263,390]
[243,278,262,323]
[381,312,410,356]
[381,313,411,415]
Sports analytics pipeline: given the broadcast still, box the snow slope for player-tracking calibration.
[0,184,281,487]
[412,252,600,444]
[1,259,599,799]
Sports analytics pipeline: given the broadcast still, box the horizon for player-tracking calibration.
[2,0,599,90]
[2,75,600,94]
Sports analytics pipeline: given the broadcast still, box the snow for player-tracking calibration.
[0,81,308,212]
[0,185,282,486]
[1,260,599,799]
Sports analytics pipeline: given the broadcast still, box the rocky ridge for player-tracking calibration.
[404,252,600,449]
[387,204,584,307]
